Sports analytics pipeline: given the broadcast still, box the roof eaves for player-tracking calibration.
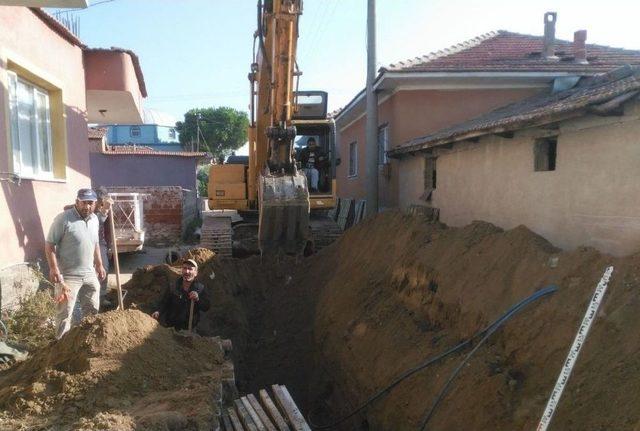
[84,47,148,98]
[389,67,640,157]
[30,8,86,49]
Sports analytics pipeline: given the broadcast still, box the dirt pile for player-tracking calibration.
[120,249,308,401]
[0,310,230,430]
[180,247,216,266]
[28,215,640,430]
[304,211,640,430]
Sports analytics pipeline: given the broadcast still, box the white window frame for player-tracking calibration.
[378,123,389,165]
[7,71,54,180]
[130,125,141,138]
[348,141,358,178]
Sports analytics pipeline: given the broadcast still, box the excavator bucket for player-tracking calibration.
[258,172,310,254]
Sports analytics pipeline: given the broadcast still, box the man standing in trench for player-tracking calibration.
[45,188,106,339]
[151,259,210,331]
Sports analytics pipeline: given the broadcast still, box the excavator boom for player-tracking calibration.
[250,0,310,254]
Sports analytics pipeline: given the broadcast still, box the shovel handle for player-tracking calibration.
[188,299,195,332]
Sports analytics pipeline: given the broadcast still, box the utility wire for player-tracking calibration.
[308,285,558,430]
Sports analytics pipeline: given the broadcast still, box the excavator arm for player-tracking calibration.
[249,0,310,254]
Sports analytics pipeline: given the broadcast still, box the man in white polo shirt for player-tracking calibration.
[45,188,106,339]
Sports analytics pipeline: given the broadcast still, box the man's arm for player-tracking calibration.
[152,282,172,320]
[45,213,65,284]
[195,283,211,312]
[93,243,106,280]
[44,242,63,284]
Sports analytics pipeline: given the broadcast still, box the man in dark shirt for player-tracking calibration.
[297,137,327,192]
[151,259,210,331]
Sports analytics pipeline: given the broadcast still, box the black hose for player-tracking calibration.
[309,285,558,430]
[257,0,271,71]
[418,284,558,430]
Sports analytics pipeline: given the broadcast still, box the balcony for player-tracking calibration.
[84,48,147,124]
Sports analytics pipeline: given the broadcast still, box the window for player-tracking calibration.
[423,157,437,201]
[378,124,389,165]
[7,72,53,178]
[534,138,557,171]
[348,141,358,177]
[130,126,141,138]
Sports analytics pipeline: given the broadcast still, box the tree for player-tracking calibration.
[176,107,249,159]
[196,164,209,197]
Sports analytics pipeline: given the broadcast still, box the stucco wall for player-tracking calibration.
[84,50,142,111]
[0,7,89,266]
[432,104,640,256]
[336,87,541,207]
[90,154,199,191]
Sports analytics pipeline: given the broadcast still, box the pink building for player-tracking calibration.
[0,7,146,269]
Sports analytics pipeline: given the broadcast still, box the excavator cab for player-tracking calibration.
[292,91,337,209]
[258,95,336,254]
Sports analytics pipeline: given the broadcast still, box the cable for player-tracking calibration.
[308,285,558,430]
[417,285,558,430]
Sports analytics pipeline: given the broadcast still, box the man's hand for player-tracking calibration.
[49,269,63,284]
[188,291,199,302]
[151,311,160,320]
[54,283,70,303]
[96,263,106,280]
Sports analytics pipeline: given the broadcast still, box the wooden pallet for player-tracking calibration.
[353,199,367,225]
[336,198,354,231]
[201,213,233,257]
[221,385,311,431]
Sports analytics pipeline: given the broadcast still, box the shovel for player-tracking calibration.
[188,299,195,332]
[175,299,196,347]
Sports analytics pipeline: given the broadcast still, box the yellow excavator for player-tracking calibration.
[205,0,338,256]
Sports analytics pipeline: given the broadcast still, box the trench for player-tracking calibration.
[118,211,640,430]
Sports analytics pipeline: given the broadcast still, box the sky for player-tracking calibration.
[49,0,640,123]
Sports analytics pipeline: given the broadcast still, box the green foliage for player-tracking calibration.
[176,107,249,159]
[3,291,56,351]
[197,164,210,197]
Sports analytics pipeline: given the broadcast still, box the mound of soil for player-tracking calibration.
[180,247,216,266]
[23,213,640,430]
[0,310,230,430]
[305,211,640,430]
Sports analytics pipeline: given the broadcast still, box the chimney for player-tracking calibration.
[543,12,559,60]
[574,30,588,64]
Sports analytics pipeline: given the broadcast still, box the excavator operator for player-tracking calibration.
[297,137,327,193]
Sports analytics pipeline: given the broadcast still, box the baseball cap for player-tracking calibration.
[77,188,97,201]
[183,259,198,269]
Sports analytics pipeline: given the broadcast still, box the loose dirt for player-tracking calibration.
[2,211,640,430]
[304,211,640,430]
[0,310,229,430]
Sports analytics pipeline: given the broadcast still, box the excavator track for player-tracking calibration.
[200,212,233,257]
[310,216,342,251]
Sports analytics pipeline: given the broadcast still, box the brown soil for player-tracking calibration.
[4,214,640,430]
[119,249,310,404]
[304,211,640,430]
[180,247,216,266]
[0,310,229,430]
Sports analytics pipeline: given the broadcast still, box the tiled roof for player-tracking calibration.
[84,47,148,98]
[384,31,640,73]
[88,127,107,139]
[389,65,640,157]
[103,145,208,158]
